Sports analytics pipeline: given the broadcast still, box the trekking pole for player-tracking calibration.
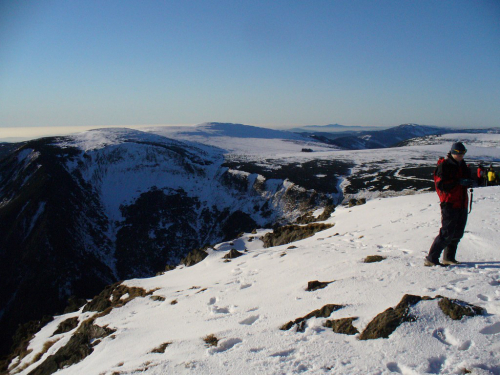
[469,188,473,214]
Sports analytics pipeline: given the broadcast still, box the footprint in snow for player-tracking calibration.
[433,328,471,350]
[480,322,500,335]
[427,355,446,374]
[270,349,295,358]
[477,294,490,302]
[386,362,402,373]
[208,338,243,354]
[239,315,259,325]
[211,306,230,314]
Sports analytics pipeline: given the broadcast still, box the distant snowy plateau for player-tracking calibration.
[1,123,500,374]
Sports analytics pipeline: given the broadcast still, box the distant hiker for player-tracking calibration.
[425,142,473,266]
[477,164,487,186]
[487,165,497,186]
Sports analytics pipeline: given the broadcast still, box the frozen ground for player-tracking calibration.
[12,187,500,375]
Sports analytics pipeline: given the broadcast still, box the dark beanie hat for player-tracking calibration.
[450,142,467,155]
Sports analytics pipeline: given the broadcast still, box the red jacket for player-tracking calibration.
[434,154,471,209]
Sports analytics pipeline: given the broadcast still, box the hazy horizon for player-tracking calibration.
[1,0,499,131]
[1,122,498,144]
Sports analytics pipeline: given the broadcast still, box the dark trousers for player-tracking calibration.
[427,205,468,263]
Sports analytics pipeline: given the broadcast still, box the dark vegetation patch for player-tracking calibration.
[30,339,60,366]
[306,280,334,291]
[52,317,79,336]
[280,304,344,332]
[82,282,155,315]
[223,159,353,194]
[150,295,166,302]
[150,342,172,354]
[295,205,335,224]
[203,334,219,347]
[324,318,359,335]
[348,198,366,207]
[0,316,53,374]
[63,296,88,314]
[27,318,116,375]
[363,255,386,263]
[438,297,485,320]
[182,248,209,267]
[262,223,334,248]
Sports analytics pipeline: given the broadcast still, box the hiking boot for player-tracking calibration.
[424,259,447,267]
[442,259,460,265]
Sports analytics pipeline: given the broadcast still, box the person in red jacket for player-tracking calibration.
[425,142,472,266]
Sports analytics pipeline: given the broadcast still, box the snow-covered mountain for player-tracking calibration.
[7,187,500,375]
[0,125,340,359]
[305,124,500,150]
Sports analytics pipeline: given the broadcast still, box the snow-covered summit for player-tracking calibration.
[12,187,500,375]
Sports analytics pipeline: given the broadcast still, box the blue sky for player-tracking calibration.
[0,0,499,132]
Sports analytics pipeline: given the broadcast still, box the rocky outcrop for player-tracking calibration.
[324,318,359,335]
[359,294,432,340]
[306,280,334,291]
[262,223,334,248]
[359,295,485,340]
[280,304,344,332]
[363,255,386,263]
[83,282,154,315]
[438,297,485,320]
[223,249,244,259]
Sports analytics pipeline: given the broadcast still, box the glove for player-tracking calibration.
[459,178,473,187]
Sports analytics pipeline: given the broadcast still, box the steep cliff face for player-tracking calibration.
[0,129,336,356]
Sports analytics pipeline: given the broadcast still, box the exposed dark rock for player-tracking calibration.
[223,249,243,259]
[27,319,116,375]
[82,283,154,315]
[287,246,298,249]
[363,255,386,263]
[182,248,209,267]
[324,318,359,335]
[295,205,335,224]
[359,294,434,340]
[52,317,79,336]
[280,304,344,331]
[438,297,485,320]
[262,223,334,248]
[306,280,334,291]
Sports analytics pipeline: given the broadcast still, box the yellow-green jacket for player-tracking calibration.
[488,170,496,182]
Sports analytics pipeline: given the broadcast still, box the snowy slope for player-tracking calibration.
[12,187,500,375]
